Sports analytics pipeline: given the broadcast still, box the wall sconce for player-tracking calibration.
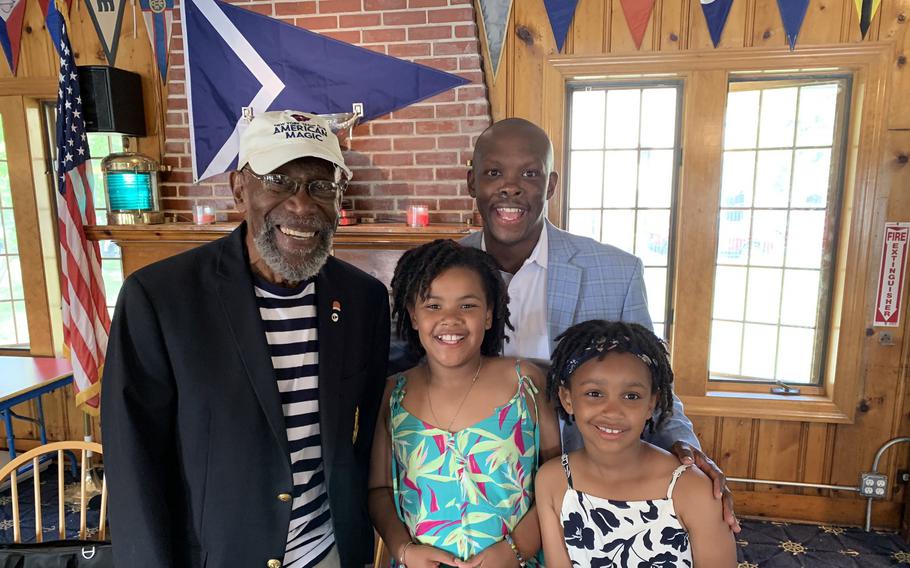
[101,152,164,224]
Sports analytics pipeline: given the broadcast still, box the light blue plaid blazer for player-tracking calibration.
[461,220,699,452]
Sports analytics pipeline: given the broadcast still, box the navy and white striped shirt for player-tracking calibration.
[254,277,334,568]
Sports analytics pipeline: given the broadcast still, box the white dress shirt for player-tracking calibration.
[482,225,550,362]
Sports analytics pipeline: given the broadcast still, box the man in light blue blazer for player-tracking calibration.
[463,117,738,531]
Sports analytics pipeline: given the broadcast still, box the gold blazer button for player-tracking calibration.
[267,560,282,568]
[277,493,292,502]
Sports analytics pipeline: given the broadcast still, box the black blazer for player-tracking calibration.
[101,225,390,567]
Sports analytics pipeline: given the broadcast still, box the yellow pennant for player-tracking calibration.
[854,0,882,38]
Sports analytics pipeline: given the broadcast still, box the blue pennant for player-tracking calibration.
[700,0,734,48]
[181,0,470,181]
[543,0,580,53]
[776,0,810,51]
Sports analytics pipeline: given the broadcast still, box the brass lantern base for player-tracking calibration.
[109,211,165,225]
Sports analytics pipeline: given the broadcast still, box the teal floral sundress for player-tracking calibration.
[390,362,541,565]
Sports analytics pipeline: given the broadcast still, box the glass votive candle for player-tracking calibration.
[193,202,215,225]
[406,204,429,228]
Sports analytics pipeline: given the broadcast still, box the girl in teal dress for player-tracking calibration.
[369,239,560,568]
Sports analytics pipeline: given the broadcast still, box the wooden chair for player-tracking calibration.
[0,441,107,544]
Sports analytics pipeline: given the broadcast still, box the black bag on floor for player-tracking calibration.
[0,540,113,567]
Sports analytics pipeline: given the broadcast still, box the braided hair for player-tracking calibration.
[546,320,674,433]
[391,239,512,358]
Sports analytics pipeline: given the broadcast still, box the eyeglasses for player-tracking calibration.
[243,168,347,201]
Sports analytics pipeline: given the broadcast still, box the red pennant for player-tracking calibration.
[619,0,656,49]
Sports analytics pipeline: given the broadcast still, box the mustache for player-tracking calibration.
[264,213,334,233]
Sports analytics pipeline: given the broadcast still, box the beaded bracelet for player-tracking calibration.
[503,532,527,567]
[398,541,414,567]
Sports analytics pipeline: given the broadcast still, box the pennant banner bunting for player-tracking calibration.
[776,0,809,50]
[477,0,512,79]
[0,0,26,74]
[543,0,579,53]
[182,0,470,181]
[619,0,656,50]
[46,0,110,415]
[855,0,881,38]
[700,0,734,48]
[139,0,174,82]
[83,0,127,65]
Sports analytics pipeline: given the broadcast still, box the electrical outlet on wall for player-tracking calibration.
[860,472,888,498]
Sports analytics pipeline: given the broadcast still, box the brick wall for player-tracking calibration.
[160,0,490,224]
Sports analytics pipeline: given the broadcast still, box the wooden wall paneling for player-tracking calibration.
[12,0,58,79]
[689,415,718,457]
[510,0,548,122]
[800,422,834,497]
[669,69,726,392]
[885,0,910,128]
[657,0,685,52]
[750,0,786,49]
[569,0,608,55]
[801,0,851,45]
[753,420,802,494]
[716,417,756,483]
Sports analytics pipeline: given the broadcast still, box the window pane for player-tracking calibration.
[780,269,820,327]
[758,87,797,148]
[713,266,746,321]
[2,208,17,254]
[724,90,760,150]
[745,267,782,324]
[635,209,670,266]
[750,210,787,267]
[568,210,600,241]
[711,76,847,385]
[603,150,637,208]
[741,323,778,378]
[8,256,23,300]
[605,89,640,149]
[0,301,14,345]
[717,209,752,265]
[638,150,673,208]
[0,163,10,208]
[569,151,604,208]
[102,258,124,302]
[785,210,826,269]
[644,266,667,326]
[710,320,742,375]
[13,299,27,346]
[796,84,839,147]
[0,115,28,349]
[601,209,635,252]
[720,151,755,208]
[754,150,792,208]
[571,90,606,149]
[777,326,814,383]
[640,88,676,148]
[0,256,10,300]
[791,149,831,208]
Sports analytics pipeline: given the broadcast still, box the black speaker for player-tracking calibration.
[77,66,146,136]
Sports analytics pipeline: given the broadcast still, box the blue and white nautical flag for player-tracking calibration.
[182,0,469,181]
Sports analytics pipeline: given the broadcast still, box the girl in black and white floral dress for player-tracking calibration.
[535,321,736,567]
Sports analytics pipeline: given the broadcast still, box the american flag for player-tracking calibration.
[47,1,110,415]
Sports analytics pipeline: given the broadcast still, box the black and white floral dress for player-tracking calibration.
[559,454,693,567]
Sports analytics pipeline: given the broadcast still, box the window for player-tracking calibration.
[565,83,683,336]
[709,77,849,386]
[86,134,125,317]
[548,45,891,422]
[0,117,28,348]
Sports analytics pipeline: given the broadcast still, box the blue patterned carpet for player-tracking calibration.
[737,519,910,567]
[0,465,103,543]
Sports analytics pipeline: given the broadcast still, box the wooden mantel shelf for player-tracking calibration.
[85,222,476,247]
[86,222,479,281]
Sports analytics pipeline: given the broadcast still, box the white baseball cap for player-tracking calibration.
[238,110,352,179]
